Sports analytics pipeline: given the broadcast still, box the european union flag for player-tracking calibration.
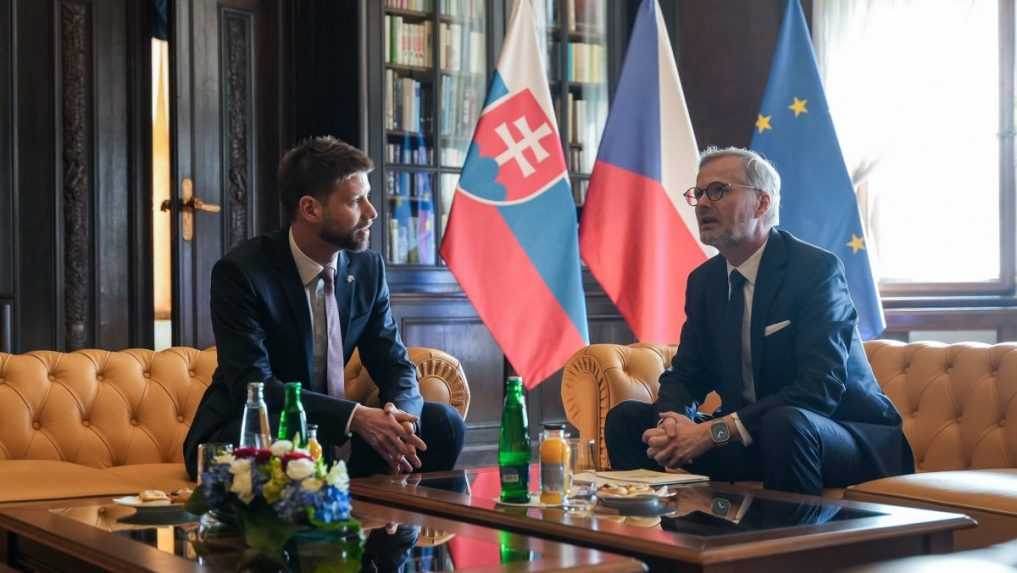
[750,0,885,339]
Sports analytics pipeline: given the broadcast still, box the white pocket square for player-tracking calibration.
[764,320,791,336]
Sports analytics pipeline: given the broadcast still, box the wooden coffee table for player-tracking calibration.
[0,496,646,572]
[350,466,977,573]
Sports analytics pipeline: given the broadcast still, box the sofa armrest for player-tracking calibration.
[562,344,674,470]
[407,347,470,420]
[345,347,470,421]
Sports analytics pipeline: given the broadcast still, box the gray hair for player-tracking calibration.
[699,146,781,226]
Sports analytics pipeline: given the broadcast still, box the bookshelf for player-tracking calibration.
[370,0,614,269]
[537,0,609,206]
[379,0,491,267]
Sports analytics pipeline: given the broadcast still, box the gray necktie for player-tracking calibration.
[321,265,345,399]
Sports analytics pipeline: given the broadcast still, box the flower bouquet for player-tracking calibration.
[186,440,363,572]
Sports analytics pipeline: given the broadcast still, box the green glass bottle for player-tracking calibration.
[277,382,307,447]
[498,376,531,503]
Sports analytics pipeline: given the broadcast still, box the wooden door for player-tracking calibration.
[169,0,280,348]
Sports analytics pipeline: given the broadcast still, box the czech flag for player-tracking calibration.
[580,0,707,344]
[440,0,588,388]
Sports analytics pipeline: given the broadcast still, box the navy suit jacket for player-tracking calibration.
[183,229,421,477]
[655,228,913,478]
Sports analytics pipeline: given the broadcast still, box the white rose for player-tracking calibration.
[301,478,324,493]
[325,460,349,489]
[270,440,293,457]
[286,458,316,481]
[228,459,254,503]
[229,458,252,475]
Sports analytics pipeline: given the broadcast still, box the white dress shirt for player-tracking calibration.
[724,238,769,446]
[288,229,358,436]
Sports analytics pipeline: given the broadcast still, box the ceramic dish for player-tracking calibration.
[111,496,186,514]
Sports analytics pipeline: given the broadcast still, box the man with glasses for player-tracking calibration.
[604,147,912,495]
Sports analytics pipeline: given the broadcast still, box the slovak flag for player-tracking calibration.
[440,0,589,388]
[580,0,708,343]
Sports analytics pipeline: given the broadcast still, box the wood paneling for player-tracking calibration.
[16,0,59,351]
[8,0,143,352]
[394,297,505,448]
[0,0,12,300]
[674,0,810,148]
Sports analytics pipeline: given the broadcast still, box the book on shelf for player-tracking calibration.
[387,172,435,265]
[440,24,484,75]
[385,15,432,67]
[385,70,430,134]
[567,0,603,36]
[566,42,605,84]
[384,0,433,15]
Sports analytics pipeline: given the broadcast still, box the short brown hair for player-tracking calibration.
[278,136,374,221]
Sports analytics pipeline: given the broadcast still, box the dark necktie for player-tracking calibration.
[321,265,345,399]
[726,270,747,404]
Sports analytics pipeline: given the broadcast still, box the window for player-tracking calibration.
[814,0,1015,294]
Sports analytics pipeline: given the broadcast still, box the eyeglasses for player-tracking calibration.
[683,182,762,206]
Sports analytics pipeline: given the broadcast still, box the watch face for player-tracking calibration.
[711,497,732,516]
[711,421,731,443]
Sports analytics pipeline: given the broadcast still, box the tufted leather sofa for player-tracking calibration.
[561,340,1017,549]
[0,346,470,506]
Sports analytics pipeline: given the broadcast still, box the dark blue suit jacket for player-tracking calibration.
[655,229,913,478]
[183,229,421,477]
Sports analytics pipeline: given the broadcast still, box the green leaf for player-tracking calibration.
[240,501,301,556]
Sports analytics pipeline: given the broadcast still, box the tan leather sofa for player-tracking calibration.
[562,340,1017,549]
[0,346,469,506]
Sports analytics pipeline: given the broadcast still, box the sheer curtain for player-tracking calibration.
[813,0,999,283]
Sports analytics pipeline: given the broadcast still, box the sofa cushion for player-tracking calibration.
[849,469,1017,516]
[104,463,193,493]
[0,460,140,503]
[846,469,1017,550]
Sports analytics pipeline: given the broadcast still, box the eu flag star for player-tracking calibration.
[789,97,808,117]
[755,114,773,134]
[846,233,866,254]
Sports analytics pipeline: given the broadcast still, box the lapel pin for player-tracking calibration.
[346,275,354,283]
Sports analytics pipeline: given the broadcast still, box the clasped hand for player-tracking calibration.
[351,402,428,473]
[642,412,713,469]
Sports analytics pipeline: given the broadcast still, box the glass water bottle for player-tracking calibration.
[238,382,272,449]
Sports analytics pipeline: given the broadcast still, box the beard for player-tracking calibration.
[319,219,370,252]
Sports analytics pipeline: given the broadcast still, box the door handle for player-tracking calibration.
[179,177,220,241]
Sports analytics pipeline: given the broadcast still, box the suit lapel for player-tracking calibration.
[271,229,314,381]
[750,229,787,384]
[335,250,355,360]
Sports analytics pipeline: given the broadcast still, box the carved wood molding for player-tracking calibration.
[222,9,252,249]
[61,1,91,351]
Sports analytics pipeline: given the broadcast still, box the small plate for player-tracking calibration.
[112,496,186,513]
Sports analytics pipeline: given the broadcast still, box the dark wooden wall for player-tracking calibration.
[3,0,147,353]
[1,1,13,352]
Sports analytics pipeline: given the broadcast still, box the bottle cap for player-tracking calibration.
[307,423,318,431]
[506,376,523,384]
[285,381,302,390]
[543,422,567,430]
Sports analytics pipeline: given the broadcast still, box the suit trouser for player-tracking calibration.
[604,400,875,495]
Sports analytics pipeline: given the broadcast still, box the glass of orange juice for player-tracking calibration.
[539,423,571,505]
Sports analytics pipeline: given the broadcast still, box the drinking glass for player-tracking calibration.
[196,442,234,485]
[565,437,597,503]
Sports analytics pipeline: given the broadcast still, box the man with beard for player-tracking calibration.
[184,137,464,479]
[603,147,912,495]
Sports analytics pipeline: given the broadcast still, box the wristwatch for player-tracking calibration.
[711,497,732,517]
[710,419,732,446]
